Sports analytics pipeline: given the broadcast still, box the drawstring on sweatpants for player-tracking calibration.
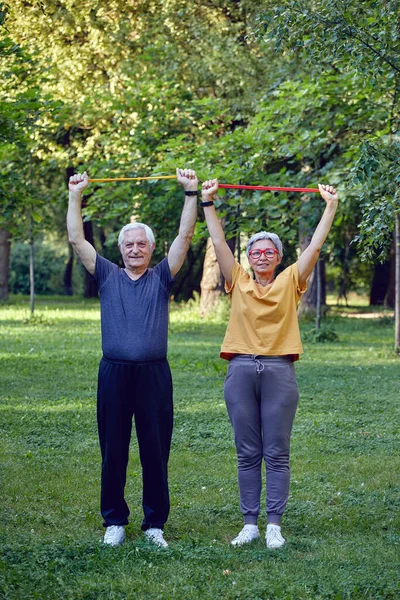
[252,355,265,373]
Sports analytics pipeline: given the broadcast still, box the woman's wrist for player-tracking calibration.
[200,194,215,207]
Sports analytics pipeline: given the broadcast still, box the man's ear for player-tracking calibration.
[151,243,156,253]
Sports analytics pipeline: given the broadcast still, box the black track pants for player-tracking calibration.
[97,356,173,530]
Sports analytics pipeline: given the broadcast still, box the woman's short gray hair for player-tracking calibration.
[118,223,155,248]
[246,231,283,258]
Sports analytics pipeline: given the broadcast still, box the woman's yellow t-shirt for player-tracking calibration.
[220,261,307,361]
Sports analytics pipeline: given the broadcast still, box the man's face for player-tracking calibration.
[120,228,154,270]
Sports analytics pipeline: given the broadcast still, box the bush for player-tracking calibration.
[9,239,77,295]
[303,323,339,343]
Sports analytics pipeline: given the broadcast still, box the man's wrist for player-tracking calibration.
[184,190,199,196]
[69,190,82,200]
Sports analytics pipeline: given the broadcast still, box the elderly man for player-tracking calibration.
[67,168,198,548]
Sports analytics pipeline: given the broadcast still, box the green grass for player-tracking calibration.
[1,297,399,600]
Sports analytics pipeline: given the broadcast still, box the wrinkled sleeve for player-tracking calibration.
[292,262,307,303]
[225,261,246,295]
[154,257,175,294]
[93,254,117,291]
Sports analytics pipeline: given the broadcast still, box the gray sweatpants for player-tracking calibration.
[224,355,299,525]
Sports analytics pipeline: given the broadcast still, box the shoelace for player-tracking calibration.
[235,526,257,542]
[267,528,284,545]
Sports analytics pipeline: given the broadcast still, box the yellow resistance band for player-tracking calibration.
[88,175,177,182]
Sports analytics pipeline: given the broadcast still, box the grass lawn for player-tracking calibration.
[0,296,399,600]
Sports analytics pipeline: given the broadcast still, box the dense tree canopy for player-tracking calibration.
[1,0,399,306]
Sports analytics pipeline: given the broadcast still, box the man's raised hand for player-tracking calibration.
[176,168,198,192]
[69,171,89,193]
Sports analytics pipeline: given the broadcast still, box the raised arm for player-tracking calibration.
[167,168,198,279]
[67,171,96,275]
[201,179,235,287]
[297,184,339,286]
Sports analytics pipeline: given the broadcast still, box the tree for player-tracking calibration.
[255,0,400,350]
[0,4,61,304]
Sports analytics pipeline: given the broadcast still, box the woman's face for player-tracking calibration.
[248,239,281,278]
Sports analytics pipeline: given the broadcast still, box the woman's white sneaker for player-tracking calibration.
[266,524,285,548]
[103,525,126,546]
[144,528,168,548]
[231,524,260,546]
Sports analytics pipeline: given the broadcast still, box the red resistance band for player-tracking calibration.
[219,184,320,193]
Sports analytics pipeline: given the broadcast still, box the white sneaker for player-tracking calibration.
[144,528,168,548]
[266,524,285,548]
[231,524,260,546]
[103,525,125,546]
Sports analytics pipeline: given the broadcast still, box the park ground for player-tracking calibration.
[0,295,399,600]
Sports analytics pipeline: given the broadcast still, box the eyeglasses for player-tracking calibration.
[249,248,279,260]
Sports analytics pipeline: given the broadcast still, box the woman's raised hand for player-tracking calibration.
[318,184,338,205]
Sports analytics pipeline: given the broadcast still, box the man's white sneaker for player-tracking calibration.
[231,524,260,547]
[266,524,285,549]
[144,528,168,548]
[103,525,126,546]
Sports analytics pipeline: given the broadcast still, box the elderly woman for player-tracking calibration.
[200,179,338,548]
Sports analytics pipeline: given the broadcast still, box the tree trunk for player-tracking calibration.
[199,238,224,317]
[336,233,352,306]
[299,260,326,316]
[0,228,10,301]
[83,220,98,298]
[395,213,400,354]
[63,244,74,296]
[370,257,392,305]
[29,216,35,316]
[298,232,326,316]
[385,246,395,309]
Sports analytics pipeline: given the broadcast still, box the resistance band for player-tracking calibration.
[88,175,177,182]
[88,175,319,193]
[218,184,320,193]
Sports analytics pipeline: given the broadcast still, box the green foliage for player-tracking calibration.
[256,0,400,77]
[303,323,339,343]
[0,298,399,599]
[2,0,399,301]
[9,239,74,295]
[255,0,400,262]
[352,140,400,261]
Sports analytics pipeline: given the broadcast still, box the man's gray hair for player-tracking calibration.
[118,223,155,248]
[246,231,283,258]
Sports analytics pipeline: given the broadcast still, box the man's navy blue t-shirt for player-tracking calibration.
[93,254,174,361]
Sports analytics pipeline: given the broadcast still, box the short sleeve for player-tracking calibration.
[154,257,174,293]
[94,254,118,290]
[225,261,247,294]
